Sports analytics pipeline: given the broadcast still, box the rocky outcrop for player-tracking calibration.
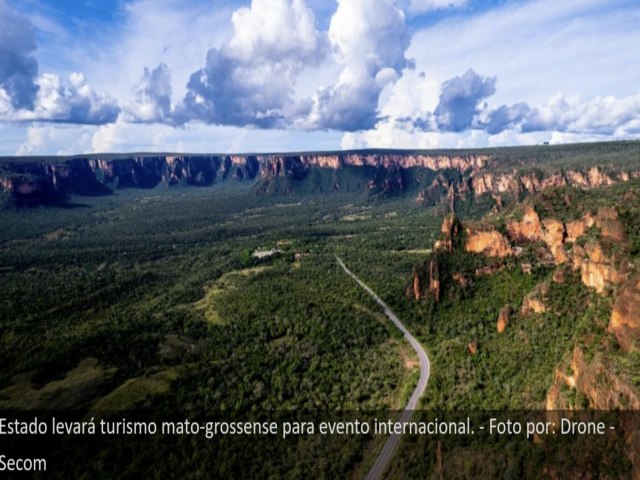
[429,199,628,299]
[569,244,587,271]
[505,208,567,265]
[521,283,549,316]
[546,344,640,479]
[565,213,594,243]
[578,242,623,295]
[547,346,640,410]
[542,219,568,265]
[428,259,441,303]
[469,166,621,201]
[507,205,543,243]
[502,205,627,295]
[471,172,519,197]
[465,230,513,257]
[595,207,626,242]
[410,258,442,302]
[436,213,462,252]
[412,271,422,301]
[497,305,513,333]
[609,277,640,352]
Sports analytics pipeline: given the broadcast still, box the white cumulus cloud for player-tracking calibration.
[7,72,121,124]
[125,63,172,122]
[523,92,640,136]
[303,0,412,131]
[176,0,326,127]
[0,0,39,110]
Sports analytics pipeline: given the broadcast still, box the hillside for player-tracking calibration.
[2,141,640,207]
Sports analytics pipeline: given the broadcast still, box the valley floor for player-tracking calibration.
[1,181,638,478]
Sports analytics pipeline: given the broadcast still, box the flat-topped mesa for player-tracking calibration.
[2,147,640,207]
[339,153,491,171]
[0,152,492,206]
[256,152,490,176]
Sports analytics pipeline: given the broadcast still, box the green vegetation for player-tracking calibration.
[1,161,639,477]
[0,357,116,410]
[0,186,440,476]
[92,368,178,410]
[0,188,433,412]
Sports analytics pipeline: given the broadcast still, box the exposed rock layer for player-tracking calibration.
[2,149,639,206]
[609,277,640,352]
[465,231,513,258]
[497,305,512,333]
[547,346,640,410]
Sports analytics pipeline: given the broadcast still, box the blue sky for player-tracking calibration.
[0,0,639,155]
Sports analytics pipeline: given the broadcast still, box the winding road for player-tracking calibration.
[335,257,430,480]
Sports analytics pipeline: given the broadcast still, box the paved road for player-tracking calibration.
[335,257,430,480]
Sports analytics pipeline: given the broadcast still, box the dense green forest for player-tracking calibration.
[1,170,639,477]
[0,186,441,476]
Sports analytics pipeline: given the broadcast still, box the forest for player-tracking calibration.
[1,149,639,477]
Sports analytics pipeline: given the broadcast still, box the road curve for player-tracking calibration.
[335,256,430,480]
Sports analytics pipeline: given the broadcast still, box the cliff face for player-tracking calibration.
[545,344,640,479]
[609,277,640,352]
[2,148,639,206]
[0,174,65,206]
[413,189,638,358]
[465,230,513,258]
[0,152,489,203]
[507,205,544,242]
[459,203,631,297]
[546,346,640,410]
[0,155,262,205]
[463,166,625,200]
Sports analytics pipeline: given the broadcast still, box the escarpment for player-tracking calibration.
[409,179,640,420]
[3,142,640,206]
[414,201,634,328]
[0,152,492,205]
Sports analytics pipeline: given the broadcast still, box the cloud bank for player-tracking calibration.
[125,63,172,123]
[434,69,496,132]
[1,0,640,154]
[389,68,640,141]
[0,1,120,124]
[406,0,468,15]
[175,0,327,127]
[303,0,412,131]
[0,0,39,110]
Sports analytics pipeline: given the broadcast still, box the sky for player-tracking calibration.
[0,0,639,155]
